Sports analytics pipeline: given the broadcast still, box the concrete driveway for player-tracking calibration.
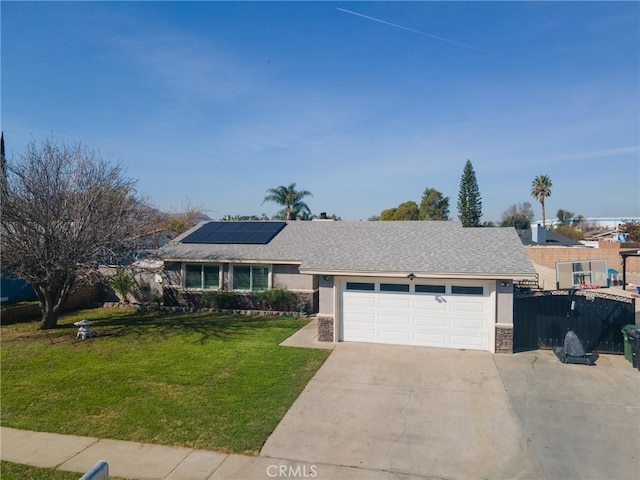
[494,349,639,480]
[262,343,639,480]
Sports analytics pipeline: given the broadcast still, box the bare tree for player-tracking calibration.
[162,206,205,239]
[499,202,535,229]
[1,137,148,329]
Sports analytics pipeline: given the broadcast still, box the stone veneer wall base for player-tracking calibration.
[495,324,514,354]
[317,316,334,342]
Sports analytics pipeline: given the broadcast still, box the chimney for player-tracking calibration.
[532,224,547,244]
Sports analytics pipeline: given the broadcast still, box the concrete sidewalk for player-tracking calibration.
[1,427,417,480]
[279,317,336,350]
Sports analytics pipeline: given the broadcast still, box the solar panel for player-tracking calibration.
[181,222,287,245]
[225,231,251,243]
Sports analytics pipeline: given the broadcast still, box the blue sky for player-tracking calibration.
[2,1,639,222]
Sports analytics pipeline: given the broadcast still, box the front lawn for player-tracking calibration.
[1,308,330,454]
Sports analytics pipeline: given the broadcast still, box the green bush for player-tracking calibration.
[201,290,236,309]
[150,294,163,306]
[107,269,137,302]
[255,289,297,311]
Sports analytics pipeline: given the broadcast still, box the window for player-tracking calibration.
[346,282,375,291]
[451,286,484,295]
[380,283,410,292]
[232,265,270,291]
[184,264,220,289]
[415,284,446,294]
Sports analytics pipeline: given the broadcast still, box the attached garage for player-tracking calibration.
[340,278,492,350]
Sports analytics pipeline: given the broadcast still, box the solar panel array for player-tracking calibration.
[181,221,287,245]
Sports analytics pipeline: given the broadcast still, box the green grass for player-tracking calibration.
[0,461,129,480]
[1,308,330,454]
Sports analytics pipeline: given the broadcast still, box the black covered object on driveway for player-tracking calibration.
[554,330,599,365]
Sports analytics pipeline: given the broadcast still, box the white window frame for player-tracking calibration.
[183,263,221,290]
[231,264,272,291]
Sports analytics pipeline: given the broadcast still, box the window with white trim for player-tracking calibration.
[184,264,220,289]
[232,265,270,291]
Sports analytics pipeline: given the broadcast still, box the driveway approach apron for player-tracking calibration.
[262,343,542,479]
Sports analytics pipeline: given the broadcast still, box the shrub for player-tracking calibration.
[150,294,163,306]
[135,281,152,303]
[620,221,640,242]
[107,269,137,303]
[255,289,297,311]
[554,224,584,241]
[201,290,236,309]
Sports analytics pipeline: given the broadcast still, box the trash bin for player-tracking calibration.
[622,325,638,363]
[630,329,640,370]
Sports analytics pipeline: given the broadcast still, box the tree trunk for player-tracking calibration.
[39,308,59,330]
[35,277,74,330]
[541,200,546,228]
[37,287,59,329]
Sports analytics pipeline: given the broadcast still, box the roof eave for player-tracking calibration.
[161,257,302,265]
[298,268,538,280]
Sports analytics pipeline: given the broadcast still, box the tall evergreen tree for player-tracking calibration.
[457,160,482,227]
[0,132,6,194]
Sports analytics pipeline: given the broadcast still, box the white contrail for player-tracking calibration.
[337,7,547,70]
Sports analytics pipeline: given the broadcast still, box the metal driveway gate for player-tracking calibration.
[513,291,635,353]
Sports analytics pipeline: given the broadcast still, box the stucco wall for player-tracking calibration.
[495,280,514,325]
[166,262,315,289]
[164,262,182,286]
[533,263,558,291]
[318,276,335,317]
[272,264,314,290]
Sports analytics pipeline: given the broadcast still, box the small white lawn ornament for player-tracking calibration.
[74,319,92,339]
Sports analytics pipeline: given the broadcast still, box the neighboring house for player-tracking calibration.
[517,225,583,247]
[520,225,640,290]
[158,221,537,353]
[0,274,37,304]
[542,216,640,229]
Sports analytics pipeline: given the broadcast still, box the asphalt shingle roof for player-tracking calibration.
[159,221,536,278]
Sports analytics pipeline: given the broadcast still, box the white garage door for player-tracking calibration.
[341,278,491,350]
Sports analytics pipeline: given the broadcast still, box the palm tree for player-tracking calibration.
[262,183,313,221]
[531,174,553,227]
